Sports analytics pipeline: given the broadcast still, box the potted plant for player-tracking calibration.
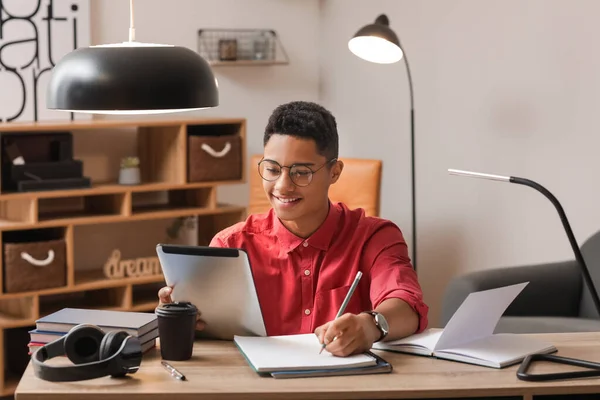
[119,156,141,185]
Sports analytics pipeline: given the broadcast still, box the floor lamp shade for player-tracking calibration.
[46,44,219,115]
[348,14,403,64]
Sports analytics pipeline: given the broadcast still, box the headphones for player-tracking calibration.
[32,323,143,382]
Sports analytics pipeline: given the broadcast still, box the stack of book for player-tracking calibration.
[28,308,159,355]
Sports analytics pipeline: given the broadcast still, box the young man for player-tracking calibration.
[158,101,428,357]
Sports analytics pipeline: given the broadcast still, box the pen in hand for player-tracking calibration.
[161,360,186,381]
[319,271,363,354]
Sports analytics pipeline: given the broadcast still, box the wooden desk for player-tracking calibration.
[14,332,600,400]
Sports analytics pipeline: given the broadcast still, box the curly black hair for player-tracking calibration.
[263,101,339,160]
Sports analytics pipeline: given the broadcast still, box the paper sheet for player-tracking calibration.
[434,282,529,350]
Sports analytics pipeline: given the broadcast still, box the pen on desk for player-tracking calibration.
[319,270,363,354]
[161,361,186,381]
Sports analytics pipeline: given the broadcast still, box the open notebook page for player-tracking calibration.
[234,333,377,372]
[434,333,557,368]
[434,282,528,350]
[374,328,443,355]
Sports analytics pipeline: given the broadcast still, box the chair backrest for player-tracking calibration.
[248,154,382,217]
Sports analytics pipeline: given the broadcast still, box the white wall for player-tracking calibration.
[319,0,600,326]
[90,0,321,205]
[87,0,600,327]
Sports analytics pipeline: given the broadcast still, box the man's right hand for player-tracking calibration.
[157,286,206,331]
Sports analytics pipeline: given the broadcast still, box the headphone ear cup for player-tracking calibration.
[99,331,129,360]
[99,331,130,378]
[64,325,105,365]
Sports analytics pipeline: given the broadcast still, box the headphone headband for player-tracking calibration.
[32,325,143,382]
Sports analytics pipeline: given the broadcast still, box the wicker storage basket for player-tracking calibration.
[4,238,67,293]
[188,134,242,182]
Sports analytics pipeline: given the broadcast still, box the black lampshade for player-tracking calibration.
[348,14,403,64]
[46,44,219,115]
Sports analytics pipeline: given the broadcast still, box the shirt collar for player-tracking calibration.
[271,201,341,254]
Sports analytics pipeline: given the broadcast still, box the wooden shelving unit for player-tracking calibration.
[0,117,248,397]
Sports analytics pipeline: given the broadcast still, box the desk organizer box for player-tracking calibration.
[3,236,67,293]
[1,131,91,192]
[188,133,242,182]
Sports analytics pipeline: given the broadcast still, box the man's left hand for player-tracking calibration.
[314,313,380,357]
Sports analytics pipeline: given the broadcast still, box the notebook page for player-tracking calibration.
[234,333,377,372]
[373,328,442,353]
[435,282,528,351]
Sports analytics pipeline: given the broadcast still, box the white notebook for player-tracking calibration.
[373,282,557,368]
[234,333,377,373]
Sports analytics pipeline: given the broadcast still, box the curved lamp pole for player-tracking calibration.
[349,14,417,269]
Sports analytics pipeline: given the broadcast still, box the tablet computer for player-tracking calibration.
[156,244,267,340]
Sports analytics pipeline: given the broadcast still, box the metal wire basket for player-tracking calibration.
[197,29,288,65]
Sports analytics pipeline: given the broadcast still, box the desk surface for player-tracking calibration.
[14,332,600,400]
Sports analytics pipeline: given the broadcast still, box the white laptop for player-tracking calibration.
[156,244,267,340]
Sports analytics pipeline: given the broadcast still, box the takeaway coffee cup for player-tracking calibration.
[155,301,198,361]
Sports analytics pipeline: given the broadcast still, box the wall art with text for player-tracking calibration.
[0,0,90,122]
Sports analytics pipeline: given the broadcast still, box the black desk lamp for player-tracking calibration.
[447,168,600,316]
[349,15,417,269]
[448,168,600,382]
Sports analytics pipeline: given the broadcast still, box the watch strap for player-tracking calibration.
[362,311,385,342]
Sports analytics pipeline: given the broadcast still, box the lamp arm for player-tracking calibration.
[129,0,135,42]
[510,176,600,317]
[399,40,414,112]
[399,40,417,269]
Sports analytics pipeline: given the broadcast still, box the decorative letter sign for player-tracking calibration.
[103,249,162,280]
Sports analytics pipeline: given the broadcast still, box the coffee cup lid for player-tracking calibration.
[155,301,198,317]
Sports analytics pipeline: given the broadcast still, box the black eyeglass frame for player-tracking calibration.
[257,158,338,187]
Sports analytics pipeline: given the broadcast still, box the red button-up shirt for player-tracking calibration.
[210,201,429,336]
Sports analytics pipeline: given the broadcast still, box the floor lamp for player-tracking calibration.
[349,15,417,269]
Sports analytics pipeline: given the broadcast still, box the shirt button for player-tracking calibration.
[304,309,311,315]
[304,269,310,276]
[303,241,308,247]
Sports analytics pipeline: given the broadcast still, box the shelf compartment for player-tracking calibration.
[3,325,34,392]
[131,282,165,312]
[131,187,215,215]
[38,286,128,317]
[0,296,36,327]
[0,197,35,224]
[138,125,186,185]
[37,192,127,222]
[71,218,186,288]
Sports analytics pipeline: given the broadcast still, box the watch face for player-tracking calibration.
[375,313,389,334]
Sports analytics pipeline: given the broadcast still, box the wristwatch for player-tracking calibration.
[362,311,389,342]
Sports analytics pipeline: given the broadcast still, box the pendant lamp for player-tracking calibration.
[46,0,218,115]
[349,14,417,269]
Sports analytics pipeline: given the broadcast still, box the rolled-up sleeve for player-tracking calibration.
[365,222,429,333]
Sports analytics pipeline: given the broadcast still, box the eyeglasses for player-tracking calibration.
[257,158,337,187]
